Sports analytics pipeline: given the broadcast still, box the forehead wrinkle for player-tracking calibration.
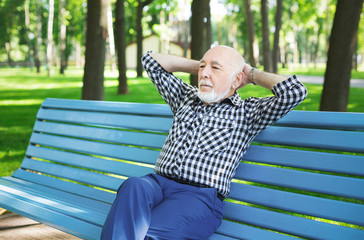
[200,58,224,68]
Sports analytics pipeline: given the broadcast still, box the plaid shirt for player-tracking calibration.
[142,52,307,197]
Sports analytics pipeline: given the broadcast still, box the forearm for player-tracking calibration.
[251,69,287,90]
[149,52,200,75]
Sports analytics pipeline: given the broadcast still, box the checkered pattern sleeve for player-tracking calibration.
[247,75,308,135]
[142,52,195,113]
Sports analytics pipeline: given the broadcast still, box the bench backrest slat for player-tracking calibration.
[278,110,364,130]
[235,163,364,200]
[37,108,172,133]
[229,182,364,226]
[29,132,160,165]
[215,220,297,240]
[12,169,115,204]
[244,145,364,176]
[41,98,173,117]
[254,126,364,153]
[223,202,364,240]
[21,158,124,191]
[34,121,167,149]
[26,145,154,179]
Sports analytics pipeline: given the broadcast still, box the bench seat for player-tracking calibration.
[1,98,363,239]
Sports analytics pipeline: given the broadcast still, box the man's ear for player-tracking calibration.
[233,72,245,89]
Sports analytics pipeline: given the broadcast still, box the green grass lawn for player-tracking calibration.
[1,67,364,177]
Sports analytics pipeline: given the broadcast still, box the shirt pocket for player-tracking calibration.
[198,116,236,152]
[167,107,195,142]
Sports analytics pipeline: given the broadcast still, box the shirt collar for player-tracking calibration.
[225,91,242,107]
[193,91,242,107]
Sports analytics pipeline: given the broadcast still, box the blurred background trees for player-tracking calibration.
[0,0,363,110]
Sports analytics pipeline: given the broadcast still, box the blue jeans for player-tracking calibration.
[101,174,224,240]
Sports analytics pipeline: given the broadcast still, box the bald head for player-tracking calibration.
[202,45,245,78]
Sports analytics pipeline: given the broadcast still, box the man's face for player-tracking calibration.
[198,47,237,104]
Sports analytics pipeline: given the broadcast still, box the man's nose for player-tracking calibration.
[201,65,211,79]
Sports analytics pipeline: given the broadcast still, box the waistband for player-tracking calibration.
[165,176,225,202]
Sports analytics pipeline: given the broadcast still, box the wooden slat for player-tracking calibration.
[229,182,364,226]
[33,121,167,149]
[244,145,364,176]
[0,188,102,240]
[11,170,116,204]
[0,177,110,214]
[29,132,159,165]
[208,234,239,240]
[223,202,364,240]
[277,110,364,130]
[214,219,297,240]
[36,108,172,133]
[21,158,124,191]
[234,163,364,200]
[26,145,155,177]
[254,126,364,153]
[41,98,173,117]
[0,179,108,225]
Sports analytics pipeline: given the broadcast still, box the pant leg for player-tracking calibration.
[146,176,224,240]
[101,175,163,240]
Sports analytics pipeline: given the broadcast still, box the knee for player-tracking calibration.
[117,176,158,197]
[118,177,144,193]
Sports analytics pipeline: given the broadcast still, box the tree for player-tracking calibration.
[243,0,257,67]
[190,0,211,87]
[261,0,272,72]
[35,0,43,73]
[115,0,129,94]
[59,0,67,74]
[136,0,153,77]
[320,0,364,111]
[82,0,109,100]
[46,0,54,76]
[272,0,283,73]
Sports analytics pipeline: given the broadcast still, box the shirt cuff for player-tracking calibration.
[142,51,165,73]
[271,75,304,97]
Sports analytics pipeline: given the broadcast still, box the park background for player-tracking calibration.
[1,0,364,177]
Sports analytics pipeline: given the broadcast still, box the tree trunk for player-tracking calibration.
[272,0,283,73]
[136,0,153,77]
[115,0,129,94]
[243,0,256,67]
[190,0,211,87]
[313,18,323,67]
[320,0,364,111]
[82,0,108,100]
[107,3,116,72]
[46,0,54,77]
[261,0,272,72]
[25,0,34,71]
[35,0,42,73]
[59,0,67,74]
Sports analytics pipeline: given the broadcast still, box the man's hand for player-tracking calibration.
[149,52,200,75]
[240,64,287,90]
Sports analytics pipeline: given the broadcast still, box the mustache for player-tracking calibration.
[199,80,214,88]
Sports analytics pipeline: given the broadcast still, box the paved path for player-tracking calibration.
[297,75,364,88]
[0,211,80,240]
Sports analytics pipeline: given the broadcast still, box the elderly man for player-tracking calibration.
[101,46,307,240]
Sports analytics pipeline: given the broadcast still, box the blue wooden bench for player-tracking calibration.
[0,98,363,240]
